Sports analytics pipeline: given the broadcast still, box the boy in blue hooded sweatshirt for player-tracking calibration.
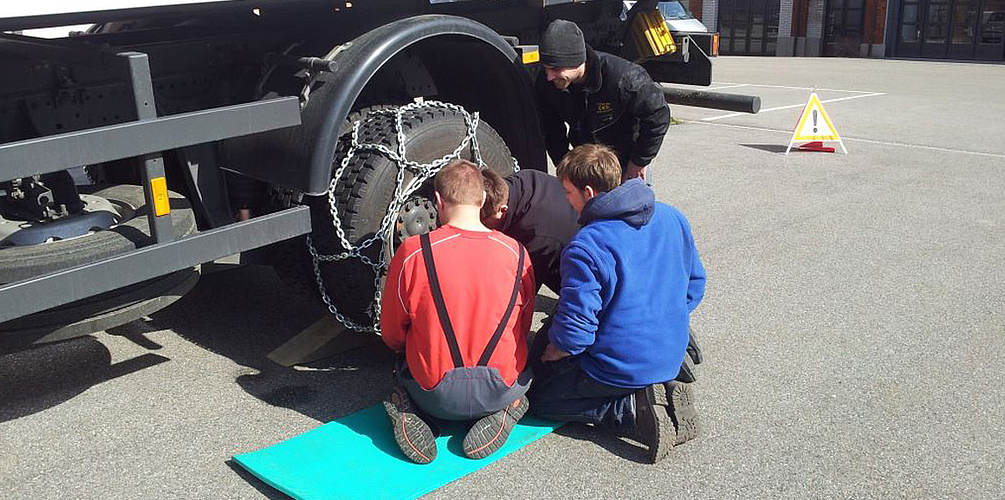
[527,144,706,464]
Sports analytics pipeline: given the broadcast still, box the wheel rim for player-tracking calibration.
[0,194,128,247]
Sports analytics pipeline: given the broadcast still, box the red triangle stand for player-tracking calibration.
[797,141,836,153]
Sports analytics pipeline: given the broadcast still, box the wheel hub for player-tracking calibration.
[394,196,437,245]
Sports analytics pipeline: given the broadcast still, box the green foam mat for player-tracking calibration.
[233,405,563,500]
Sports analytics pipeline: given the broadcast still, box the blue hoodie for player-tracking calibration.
[548,179,706,388]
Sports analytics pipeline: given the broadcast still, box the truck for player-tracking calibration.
[0,0,722,350]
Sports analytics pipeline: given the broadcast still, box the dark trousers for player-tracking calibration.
[526,324,638,431]
[394,354,531,422]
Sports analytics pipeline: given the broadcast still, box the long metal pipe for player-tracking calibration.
[662,87,761,114]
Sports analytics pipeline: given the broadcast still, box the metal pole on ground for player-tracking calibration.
[662,87,761,114]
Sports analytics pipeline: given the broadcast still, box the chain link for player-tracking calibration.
[307,100,521,334]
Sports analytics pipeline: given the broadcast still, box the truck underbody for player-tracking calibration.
[0,0,717,348]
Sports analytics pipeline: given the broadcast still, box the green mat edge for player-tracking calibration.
[232,409,564,500]
[233,452,307,500]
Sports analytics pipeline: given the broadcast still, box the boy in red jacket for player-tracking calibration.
[380,160,536,464]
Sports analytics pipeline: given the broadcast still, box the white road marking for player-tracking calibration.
[705,84,751,91]
[686,120,1005,159]
[702,92,886,121]
[710,82,880,94]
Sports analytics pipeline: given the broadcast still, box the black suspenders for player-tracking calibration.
[419,232,525,369]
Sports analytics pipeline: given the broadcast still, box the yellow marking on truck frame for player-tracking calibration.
[522,49,540,64]
[151,177,170,216]
[632,10,676,58]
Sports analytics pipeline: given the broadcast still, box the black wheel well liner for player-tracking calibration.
[223,14,546,196]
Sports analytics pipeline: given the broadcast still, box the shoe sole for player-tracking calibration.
[383,400,437,464]
[667,381,700,446]
[463,397,530,459]
[638,383,675,464]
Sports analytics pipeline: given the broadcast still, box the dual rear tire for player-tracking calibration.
[283,104,518,328]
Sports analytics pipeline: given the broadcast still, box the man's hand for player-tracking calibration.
[623,161,646,182]
[541,343,572,362]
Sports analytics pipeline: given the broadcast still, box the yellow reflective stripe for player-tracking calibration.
[522,49,540,64]
[151,176,170,216]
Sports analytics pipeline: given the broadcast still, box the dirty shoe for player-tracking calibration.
[635,383,675,464]
[383,387,437,464]
[463,396,530,459]
[665,380,700,446]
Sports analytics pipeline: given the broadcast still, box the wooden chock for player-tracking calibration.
[267,314,379,367]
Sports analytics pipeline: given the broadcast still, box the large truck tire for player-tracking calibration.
[281,104,516,329]
[0,184,198,349]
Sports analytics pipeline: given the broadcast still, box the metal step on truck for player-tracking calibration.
[0,0,730,350]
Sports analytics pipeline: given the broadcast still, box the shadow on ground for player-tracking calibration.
[150,263,563,425]
[0,336,169,423]
[148,264,392,424]
[553,423,650,465]
[2,261,564,427]
[225,460,291,500]
[739,144,790,154]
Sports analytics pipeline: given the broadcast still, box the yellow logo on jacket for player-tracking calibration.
[596,102,613,113]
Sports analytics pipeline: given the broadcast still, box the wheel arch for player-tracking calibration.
[224,14,546,196]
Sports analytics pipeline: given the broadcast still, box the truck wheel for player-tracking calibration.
[0,184,198,348]
[301,103,516,330]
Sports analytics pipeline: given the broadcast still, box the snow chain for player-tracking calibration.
[307,101,520,334]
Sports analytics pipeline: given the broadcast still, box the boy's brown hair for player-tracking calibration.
[555,144,622,193]
[480,168,509,220]
[435,160,485,206]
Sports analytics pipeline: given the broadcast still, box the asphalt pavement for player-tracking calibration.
[2,56,1004,499]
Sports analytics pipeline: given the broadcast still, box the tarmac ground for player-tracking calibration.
[2,56,1004,499]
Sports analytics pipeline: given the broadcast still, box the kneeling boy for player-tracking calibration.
[529,144,706,464]
[380,160,537,464]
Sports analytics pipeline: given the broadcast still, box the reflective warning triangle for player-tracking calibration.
[785,92,847,154]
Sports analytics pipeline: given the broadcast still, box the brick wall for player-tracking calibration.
[779,0,794,37]
[806,0,825,38]
[872,0,888,43]
[796,0,810,36]
[703,0,719,32]
[858,0,889,46]
[690,0,705,21]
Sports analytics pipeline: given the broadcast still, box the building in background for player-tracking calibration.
[684,0,1004,59]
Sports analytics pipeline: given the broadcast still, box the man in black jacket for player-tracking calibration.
[481,168,579,295]
[536,19,670,182]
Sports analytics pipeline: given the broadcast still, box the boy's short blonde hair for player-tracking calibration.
[555,144,622,193]
[435,160,485,206]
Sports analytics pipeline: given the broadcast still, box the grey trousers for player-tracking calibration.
[395,356,532,421]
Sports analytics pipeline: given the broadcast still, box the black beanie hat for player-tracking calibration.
[540,20,586,68]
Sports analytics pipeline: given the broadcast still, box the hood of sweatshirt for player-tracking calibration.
[578,178,655,228]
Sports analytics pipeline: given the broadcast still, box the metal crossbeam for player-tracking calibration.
[0,206,311,324]
[0,96,301,181]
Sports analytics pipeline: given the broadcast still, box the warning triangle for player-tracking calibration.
[793,93,840,141]
[785,92,847,154]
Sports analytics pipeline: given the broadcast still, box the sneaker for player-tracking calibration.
[462,396,530,459]
[665,380,700,446]
[635,383,675,464]
[383,387,437,464]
